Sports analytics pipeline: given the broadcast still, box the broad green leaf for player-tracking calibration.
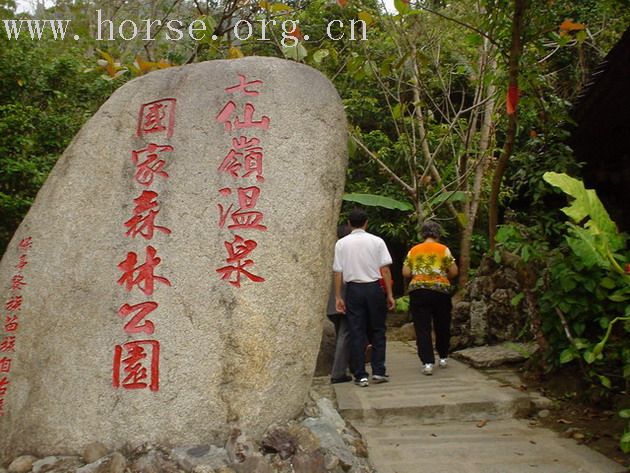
[591,340,605,357]
[270,2,292,12]
[392,103,403,119]
[609,286,630,302]
[282,44,307,61]
[313,49,329,64]
[596,374,611,389]
[573,321,586,336]
[348,136,357,159]
[358,11,374,26]
[363,61,375,77]
[600,277,616,289]
[395,295,409,313]
[583,350,596,364]
[494,250,501,264]
[566,227,608,268]
[621,432,630,453]
[202,15,217,32]
[347,56,363,73]
[576,30,587,43]
[394,0,409,14]
[573,338,589,350]
[198,15,218,44]
[557,34,571,47]
[559,348,575,364]
[510,293,524,306]
[465,33,483,47]
[380,60,391,76]
[353,70,366,81]
[97,49,114,64]
[343,193,414,211]
[522,245,530,262]
[543,172,624,252]
[428,191,467,207]
[454,64,468,75]
[619,409,630,419]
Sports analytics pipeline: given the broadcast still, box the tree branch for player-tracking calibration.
[488,0,528,249]
[350,134,416,197]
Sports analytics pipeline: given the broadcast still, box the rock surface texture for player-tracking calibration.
[0,57,347,457]
[0,392,374,473]
[451,255,527,348]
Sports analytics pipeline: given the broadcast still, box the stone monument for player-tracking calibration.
[0,57,347,457]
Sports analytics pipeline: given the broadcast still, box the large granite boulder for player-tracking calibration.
[0,57,347,457]
[313,318,336,377]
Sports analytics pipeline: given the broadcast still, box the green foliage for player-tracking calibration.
[394,295,409,313]
[621,409,630,454]
[0,36,113,251]
[543,172,627,274]
[497,175,630,449]
[343,193,414,211]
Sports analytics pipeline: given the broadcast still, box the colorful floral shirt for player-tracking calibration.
[403,241,455,294]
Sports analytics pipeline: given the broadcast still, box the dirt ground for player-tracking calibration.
[518,367,630,469]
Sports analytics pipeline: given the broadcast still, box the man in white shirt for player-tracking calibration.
[333,208,395,387]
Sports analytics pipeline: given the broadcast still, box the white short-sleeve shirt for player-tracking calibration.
[332,229,393,283]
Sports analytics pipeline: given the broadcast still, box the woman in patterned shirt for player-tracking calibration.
[402,221,458,375]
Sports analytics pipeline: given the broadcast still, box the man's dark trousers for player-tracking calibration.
[345,281,387,379]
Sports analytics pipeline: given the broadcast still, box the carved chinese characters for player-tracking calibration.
[0,237,32,417]
[0,57,347,456]
[137,99,176,139]
[215,76,269,288]
[114,100,176,392]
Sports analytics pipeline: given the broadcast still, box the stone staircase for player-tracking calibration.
[333,342,625,473]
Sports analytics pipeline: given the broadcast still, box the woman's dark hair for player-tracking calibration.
[421,220,442,240]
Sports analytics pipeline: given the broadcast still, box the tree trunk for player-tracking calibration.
[488,0,527,250]
[410,45,461,225]
[458,40,497,288]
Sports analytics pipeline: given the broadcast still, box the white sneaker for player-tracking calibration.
[439,358,448,368]
[355,377,369,387]
[422,364,433,375]
[372,374,389,384]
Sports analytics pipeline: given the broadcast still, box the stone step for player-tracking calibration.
[335,342,534,425]
[353,419,626,473]
[333,342,624,473]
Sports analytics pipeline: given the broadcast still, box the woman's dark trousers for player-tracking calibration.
[409,288,452,364]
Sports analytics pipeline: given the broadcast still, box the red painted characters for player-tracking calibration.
[214,75,270,287]
[113,99,177,392]
[136,98,176,139]
[113,340,160,391]
[0,236,32,415]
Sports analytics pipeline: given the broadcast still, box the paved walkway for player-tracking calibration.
[333,342,625,473]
